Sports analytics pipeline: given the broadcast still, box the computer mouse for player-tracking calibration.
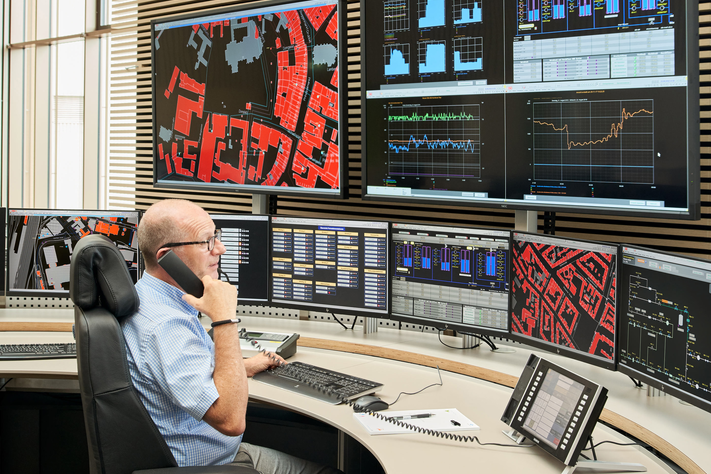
[352,395,389,412]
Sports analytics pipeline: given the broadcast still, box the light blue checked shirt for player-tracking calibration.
[121,272,242,467]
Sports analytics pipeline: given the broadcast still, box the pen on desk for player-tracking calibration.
[391,413,434,421]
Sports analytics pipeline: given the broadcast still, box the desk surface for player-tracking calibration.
[1,308,708,474]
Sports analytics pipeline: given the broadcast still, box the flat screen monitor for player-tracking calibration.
[390,221,509,336]
[211,214,270,303]
[618,245,711,413]
[509,232,618,369]
[0,208,5,295]
[151,0,345,198]
[7,209,140,297]
[270,216,389,315]
[361,0,699,218]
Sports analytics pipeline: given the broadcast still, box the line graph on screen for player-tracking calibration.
[387,104,481,178]
[532,99,655,184]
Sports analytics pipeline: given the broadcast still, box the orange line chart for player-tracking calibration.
[534,107,653,150]
[531,100,655,184]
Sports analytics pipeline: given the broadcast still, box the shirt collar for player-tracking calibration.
[140,271,199,317]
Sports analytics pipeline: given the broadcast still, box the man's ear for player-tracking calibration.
[156,247,170,261]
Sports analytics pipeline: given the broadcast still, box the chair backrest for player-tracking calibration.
[70,234,178,474]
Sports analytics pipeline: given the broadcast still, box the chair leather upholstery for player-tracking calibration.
[70,235,256,474]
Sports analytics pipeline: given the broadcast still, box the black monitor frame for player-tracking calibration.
[0,208,5,296]
[360,0,700,220]
[151,0,347,199]
[210,213,271,304]
[618,244,711,414]
[389,221,510,337]
[269,215,389,316]
[509,231,619,370]
[6,208,141,298]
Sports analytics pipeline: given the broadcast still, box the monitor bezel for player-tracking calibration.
[6,208,141,298]
[0,208,5,296]
[359,0,700,220]
[210,213,271,304]
[508,231,619,371]
[151,0,347,199]
[388,220,511,338]
[268,215,390,317]
[617,243,711,414]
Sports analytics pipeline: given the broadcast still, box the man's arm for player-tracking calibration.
[183,276,247,437]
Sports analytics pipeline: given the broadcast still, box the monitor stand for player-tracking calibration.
[465,334,516,353]
[502,429,646,474]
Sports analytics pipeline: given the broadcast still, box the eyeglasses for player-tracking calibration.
[161,229,222,252]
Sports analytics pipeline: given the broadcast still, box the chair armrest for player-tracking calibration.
[134,466,259,474]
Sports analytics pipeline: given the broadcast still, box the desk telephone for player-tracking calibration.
[157,250,299,359]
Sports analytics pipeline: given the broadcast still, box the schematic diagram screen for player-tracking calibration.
[211,214,270,303]
[152,0,344,197]
[270,216,389,315]
[7,209,140,297]
[510,232,618,368]
[618,246,711,412]
[390,222,509,334]
[362,0,698,219]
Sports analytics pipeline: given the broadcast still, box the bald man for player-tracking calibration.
[122,199,342,473]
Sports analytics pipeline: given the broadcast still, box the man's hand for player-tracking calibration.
[182,275,237,322]
[244,351,286,377]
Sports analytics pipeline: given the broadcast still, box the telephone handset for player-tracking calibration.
[157,250,204,298]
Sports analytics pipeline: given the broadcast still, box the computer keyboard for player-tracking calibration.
[0,342,77,360]
[253,361,383,404]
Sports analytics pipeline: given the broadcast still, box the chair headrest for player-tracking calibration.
[70,234,139,318]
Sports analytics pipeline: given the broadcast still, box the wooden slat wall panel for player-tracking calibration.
[109,0,711,259]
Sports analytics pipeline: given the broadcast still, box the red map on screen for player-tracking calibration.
[153,2,340,192]
[510,238,617,360]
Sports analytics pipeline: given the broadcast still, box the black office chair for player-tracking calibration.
[69,234,257,474]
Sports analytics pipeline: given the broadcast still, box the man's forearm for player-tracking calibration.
[206,322,249,435]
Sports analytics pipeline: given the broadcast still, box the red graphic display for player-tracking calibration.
[153,1,341,193]
[511,237,617,361]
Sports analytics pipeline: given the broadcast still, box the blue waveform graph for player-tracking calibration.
[453,0,482,24]
[419,0,445,28]
[387,103,482,178]
[419,41,446,74]
[384,44,410,76]
[389,134,479,154]
[453,37,483,72]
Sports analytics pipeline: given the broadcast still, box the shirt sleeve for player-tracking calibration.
[144,316,219,421]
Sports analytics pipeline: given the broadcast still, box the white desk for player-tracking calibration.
[1,308,709,473]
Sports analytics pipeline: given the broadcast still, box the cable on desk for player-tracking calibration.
[582,439,639,450]
[387,365,443,407]
[0,378,13,391]
[437,330,481,350]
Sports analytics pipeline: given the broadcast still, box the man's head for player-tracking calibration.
[138,199,225,281]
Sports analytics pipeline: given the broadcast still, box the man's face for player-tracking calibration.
[172,209,226,280]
